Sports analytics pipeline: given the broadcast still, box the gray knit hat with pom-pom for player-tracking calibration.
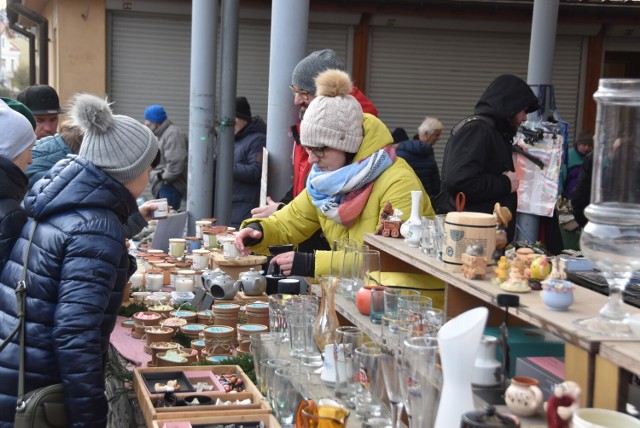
[301,69,363,154]
[71,94,159,184]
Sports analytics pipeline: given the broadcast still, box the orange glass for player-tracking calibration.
[299,403,350,428]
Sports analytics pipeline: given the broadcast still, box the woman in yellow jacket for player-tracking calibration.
[235,69,444,306]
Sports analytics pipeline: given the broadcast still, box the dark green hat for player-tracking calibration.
[0,97,36,130]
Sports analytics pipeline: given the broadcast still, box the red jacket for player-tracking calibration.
[291,86,378,196]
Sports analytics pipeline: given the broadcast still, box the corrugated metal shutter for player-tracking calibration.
[234,21,352,119]
[366,26,584,165]
[109,12,351,131]
[109,12,192,130]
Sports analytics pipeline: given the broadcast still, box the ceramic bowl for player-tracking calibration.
[541,279,574,311]
[573,408,640,428]
[144,326,175,344]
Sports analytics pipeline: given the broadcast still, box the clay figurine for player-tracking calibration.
[493,203,513,250]
[462,245,487,280]
[511,247,535,276]
[378,204,403,238]
[500,266,531,293]
[548,257,567,280]
[492,256,510,285]
[544,381,581,428]
[375,202,395,235]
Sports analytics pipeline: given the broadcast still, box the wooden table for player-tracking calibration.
[363,233,640,408]
[593,341,640,411]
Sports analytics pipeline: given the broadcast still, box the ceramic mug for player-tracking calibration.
[150,198,168,219]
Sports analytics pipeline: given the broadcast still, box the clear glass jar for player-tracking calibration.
[145,269,164,292]
[169,238,186,259]
[175,270,196,292]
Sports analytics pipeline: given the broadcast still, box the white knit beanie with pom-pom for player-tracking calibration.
[300,69,363,154]
[71,93,159,184]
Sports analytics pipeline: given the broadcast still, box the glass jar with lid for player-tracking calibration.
[175,270,196,292]
[145,269,164,292]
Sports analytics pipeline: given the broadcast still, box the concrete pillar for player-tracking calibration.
[517,0,559,244]
[265,0,310,201]
[186,0,218,235]
[214,0,240,226]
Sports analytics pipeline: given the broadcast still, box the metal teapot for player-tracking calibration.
[201,268,226,291]
[237,268,266,296]
[209,272,240,300]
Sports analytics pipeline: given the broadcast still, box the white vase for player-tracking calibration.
[435,307,489,428]
[471,335,502,387]
[400,190,423,244]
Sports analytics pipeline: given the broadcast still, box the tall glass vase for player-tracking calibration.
[313,277,340,354]
[574,79,640,337]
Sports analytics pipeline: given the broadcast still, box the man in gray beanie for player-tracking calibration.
[251,50,378,255]
[0,93,159,427]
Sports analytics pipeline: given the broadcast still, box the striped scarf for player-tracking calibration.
[306,146,395,228]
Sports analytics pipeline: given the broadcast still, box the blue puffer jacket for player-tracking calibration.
[395,139,441,197]
[0,156,28,271]
[25,133,72,189]
[0,156,137,428]
[231,116,267,228]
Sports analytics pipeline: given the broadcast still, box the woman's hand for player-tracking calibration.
[235,227,263,256]
[271,251,295,277]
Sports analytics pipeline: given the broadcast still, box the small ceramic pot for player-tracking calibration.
[504,376,543,417]
[540,279,574,311]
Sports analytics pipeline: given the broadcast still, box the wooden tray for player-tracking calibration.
[151,413,281,428]
[209,253,267,279]
[134,365,270,427]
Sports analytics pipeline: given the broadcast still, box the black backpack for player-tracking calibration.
[432,116,495,214]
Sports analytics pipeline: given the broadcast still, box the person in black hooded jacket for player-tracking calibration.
[440,74,540,241]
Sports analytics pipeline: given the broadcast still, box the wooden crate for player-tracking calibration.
[236,291,269,304]
[151,413,281,428]
[134,365,270,427]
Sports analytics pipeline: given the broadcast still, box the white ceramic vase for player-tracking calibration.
[400,190,423,246]
[435,307,489,428]
[471,334,502,387]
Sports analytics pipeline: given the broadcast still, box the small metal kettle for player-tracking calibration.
[238,268,266,296]
[460,406,520,428]
[209,272,239,300]
[201,268,226,290]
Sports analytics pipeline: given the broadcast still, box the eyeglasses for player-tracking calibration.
[289,84,311,101]
[303,145,326,159]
